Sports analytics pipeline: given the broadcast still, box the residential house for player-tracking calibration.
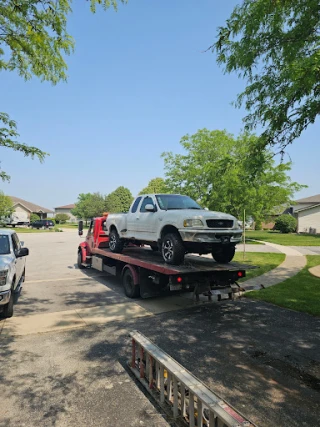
[54,204,77,222]
[10,196,54,220]
[293,194,320,234]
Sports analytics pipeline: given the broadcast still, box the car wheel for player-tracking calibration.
[109,229,124,253]
[2,288,14,318]
[77,251,85,269]
[161,233,185,265]
[122,268,140,298]
[212,246,235,263]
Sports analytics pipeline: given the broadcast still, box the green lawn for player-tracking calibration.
[245,230,320,246]
[242,238,264,245]
[233,252,285,281]
[15,228,63,233]
[59,223,89,229]
[246,255,320,317]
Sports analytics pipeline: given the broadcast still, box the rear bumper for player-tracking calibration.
[0,289,11,306]
[179,229,242,244]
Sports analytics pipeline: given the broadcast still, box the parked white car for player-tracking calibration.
[106,194,242,265]
[0,229,29,318]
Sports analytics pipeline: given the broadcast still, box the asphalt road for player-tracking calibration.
[0,231,319,427]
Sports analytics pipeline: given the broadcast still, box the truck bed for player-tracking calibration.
[92,246,256,275]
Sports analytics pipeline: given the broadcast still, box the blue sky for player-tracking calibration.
[0,0,318,210]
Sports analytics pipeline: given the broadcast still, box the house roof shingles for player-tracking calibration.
[295,194,320,204]
[55,204,75,209]
[10,196,54,214]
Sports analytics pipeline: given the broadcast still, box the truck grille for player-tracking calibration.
[206,219,234,229]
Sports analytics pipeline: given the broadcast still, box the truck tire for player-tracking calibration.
[2,289,14,318]
[122,268,140,298]
[161,233,185,265]
[109,229,124,253]
[77,251,85,269]
[212,246,235,263]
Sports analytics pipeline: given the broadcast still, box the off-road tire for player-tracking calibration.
[109,229,124,253]
[212,246,235,263]
[161,233,185,265]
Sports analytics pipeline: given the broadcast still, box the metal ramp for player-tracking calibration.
[129,331,256,427]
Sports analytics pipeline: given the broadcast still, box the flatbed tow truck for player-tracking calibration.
[77,215,254,299]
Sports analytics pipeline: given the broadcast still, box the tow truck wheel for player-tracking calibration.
[77,251,85,269]
[212,246,235,263]
[109,229,124,253]
[122,268,140,298]
[161,233,185,265]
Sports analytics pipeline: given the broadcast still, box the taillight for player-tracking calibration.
[237,271,243,277]
[177,276,183,283]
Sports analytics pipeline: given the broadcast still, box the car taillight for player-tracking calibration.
[177,276,183,283]
[237,271,243,277]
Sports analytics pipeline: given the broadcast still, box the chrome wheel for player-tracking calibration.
[109,234,116,251]
[162,239,174,261]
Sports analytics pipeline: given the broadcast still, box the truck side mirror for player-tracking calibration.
[16,247,29,258]
[78,220,84,236]
[145,204,155,212]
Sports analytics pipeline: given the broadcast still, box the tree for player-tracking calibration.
[30,213,40,223]
[55,213,70,224]
[0,191,14,218]
[105,186,133,213]
[139,178,169,195]
[162,129,305,222]
[72,193,106,224]
[214,0,320,154]
[0,113,48,181]
[0,1,126,180]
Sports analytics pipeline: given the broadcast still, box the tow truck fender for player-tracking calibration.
[79,242,87,263]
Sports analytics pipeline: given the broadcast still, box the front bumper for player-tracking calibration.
[179,229,242,244]
[0,289,11,306]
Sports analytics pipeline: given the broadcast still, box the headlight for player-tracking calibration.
[233,221,241,230]
[183,219,204,227]
[0,270,8,286]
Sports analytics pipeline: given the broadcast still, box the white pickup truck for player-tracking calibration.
[106,194,242,265]
[0,229,29,318]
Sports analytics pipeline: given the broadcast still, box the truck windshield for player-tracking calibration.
[0,235,10,254]
[156,195,202,210]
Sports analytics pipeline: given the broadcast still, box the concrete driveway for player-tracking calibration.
[0,231,319,427]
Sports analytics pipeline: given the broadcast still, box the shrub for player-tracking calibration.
[274,214,297,233]
[50,218,56,225]
[30,213,40,223]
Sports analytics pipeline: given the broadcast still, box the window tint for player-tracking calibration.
[0,235,10,254]
[156,195,202,210]
[140,197,154,212]
[131,197,142,213]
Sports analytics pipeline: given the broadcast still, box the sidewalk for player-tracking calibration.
[240,241,307,291]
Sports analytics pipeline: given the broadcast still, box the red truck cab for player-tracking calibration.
[78,214,109,267]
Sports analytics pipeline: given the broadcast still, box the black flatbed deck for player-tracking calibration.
[92,246,256,276]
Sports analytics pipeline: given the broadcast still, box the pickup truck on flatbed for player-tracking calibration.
[106,194,242,265]
[77,215,252,299]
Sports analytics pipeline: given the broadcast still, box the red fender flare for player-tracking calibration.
[79,243,87,263]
